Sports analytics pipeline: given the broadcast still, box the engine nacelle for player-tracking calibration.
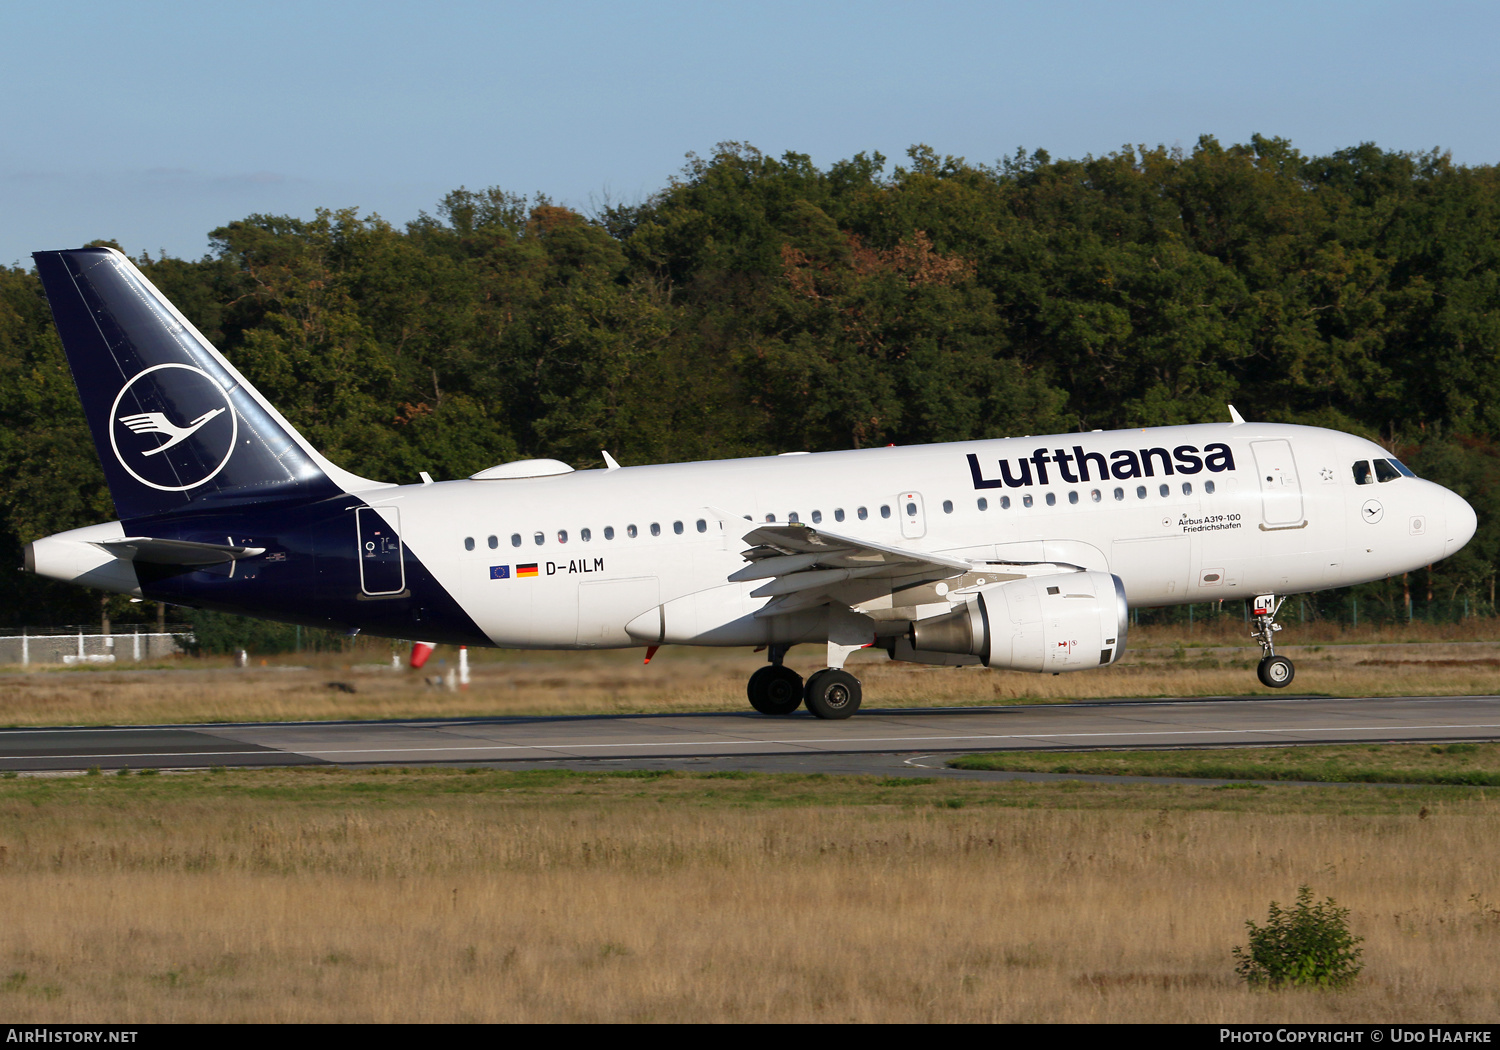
[907,570,1128,673]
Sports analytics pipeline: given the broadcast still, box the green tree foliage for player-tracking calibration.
[178,609,342,656]
[1233,886,1364,989]
[3,135,1500,626]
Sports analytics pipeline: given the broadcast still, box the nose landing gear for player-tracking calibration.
[1251,594,1295,688]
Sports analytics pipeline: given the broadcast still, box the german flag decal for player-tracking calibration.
[516,563,539,578]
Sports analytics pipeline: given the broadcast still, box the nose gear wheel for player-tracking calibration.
[1250,594,1295,689]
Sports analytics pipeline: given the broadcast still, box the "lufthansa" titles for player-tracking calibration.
[967,443,1236,490]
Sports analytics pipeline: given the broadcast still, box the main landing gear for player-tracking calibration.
[746,645,864,719]
[1251,593,1295,689]
[746,663,803,716]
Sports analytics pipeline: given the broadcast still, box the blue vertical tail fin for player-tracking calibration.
[32,247,383,521]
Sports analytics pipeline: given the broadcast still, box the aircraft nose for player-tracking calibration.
[1444,487,1478,557]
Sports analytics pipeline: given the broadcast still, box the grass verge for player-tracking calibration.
[948,741,1500,784]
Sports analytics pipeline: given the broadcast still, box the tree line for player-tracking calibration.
[1,135,1497,630]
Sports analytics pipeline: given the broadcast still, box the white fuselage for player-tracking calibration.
[332,421,1473,650]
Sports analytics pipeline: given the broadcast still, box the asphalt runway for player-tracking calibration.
[3,693,1500,776]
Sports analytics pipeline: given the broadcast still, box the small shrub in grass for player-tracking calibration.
[1233,886,1363,989]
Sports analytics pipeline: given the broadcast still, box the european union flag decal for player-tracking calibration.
[490,565,510,580]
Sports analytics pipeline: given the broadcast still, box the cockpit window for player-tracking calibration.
[1389,458,1417,478]
[1353,461,1373,485]
[1374,459,1401,483]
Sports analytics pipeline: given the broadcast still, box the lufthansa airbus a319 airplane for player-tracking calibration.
[24,247,1479,718]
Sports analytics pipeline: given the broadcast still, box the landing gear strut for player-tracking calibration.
[1251,594,1295,688]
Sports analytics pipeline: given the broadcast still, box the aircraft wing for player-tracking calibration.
[730,523,972,617]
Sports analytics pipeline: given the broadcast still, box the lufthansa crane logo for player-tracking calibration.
[109,364,238,492]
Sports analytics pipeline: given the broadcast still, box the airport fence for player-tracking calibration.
[0,626,191,666]
[1131,595,1489,630]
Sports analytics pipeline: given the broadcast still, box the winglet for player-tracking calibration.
[602,451,621,470]
[1227,404,1246,425]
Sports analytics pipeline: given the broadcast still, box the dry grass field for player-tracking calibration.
[0,768,1496,1023]
[1,618,1499,727]
[0,625,1496,1023]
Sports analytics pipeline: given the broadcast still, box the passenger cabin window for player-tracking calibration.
[880,505,891,519]
[1068,491,1079,505]
[603,527,615,540]
[1023,494,1033,508]
[1374,459,1401,483]
[673,521,684,535]
[488,535,498,549]
[557,530,568,544]
[511,534,521,547]
[857,507,868,520]
[1181,482,1192,495]
[1136,486,1147,499]
[834,508,845,522]
[1205,480,1216,494]
[788,513,799,523]
[811,510,822,524]
[942,500,953,514]
[650,523,661,537]
[1114,487,1124,501]
[1353,461,1373,485]
[581,528,592,542]
[627,525,638,538]
[977,497,988,511]
[464,537,474,551]
[1159,484,1170,497]
[1090,489,1101,503]
[1000,496,1011,510]
[533,532,544,546]
[696,519,707,533]
[1045,492,1056,506]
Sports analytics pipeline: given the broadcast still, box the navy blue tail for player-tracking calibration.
[33,247,350,521]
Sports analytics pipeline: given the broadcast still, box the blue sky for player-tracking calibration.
[3,0,1496,266]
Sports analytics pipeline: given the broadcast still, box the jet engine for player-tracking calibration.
[907,570,1128,672]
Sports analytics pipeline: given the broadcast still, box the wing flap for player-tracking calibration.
[728,552,827,582]
[733,522,974,618]
[747,565,889,598]
[740,523,970,572]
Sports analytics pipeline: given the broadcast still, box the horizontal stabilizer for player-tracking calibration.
[94,537,266,566]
